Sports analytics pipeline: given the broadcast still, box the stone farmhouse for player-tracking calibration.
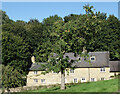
[27,51,120,86]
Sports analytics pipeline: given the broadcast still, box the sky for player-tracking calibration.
[2,2,118,22]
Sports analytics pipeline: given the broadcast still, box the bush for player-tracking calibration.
[2,65,24,91]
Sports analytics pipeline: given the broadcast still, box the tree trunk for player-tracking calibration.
[61,70,65,90]
[7,88,10,94]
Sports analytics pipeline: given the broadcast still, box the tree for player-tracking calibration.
[24,19,44,54]
[34,15,63,62]
[41,16,86,89]
[40,5,111,89]
[1,10,13,24]
[2,32,31,75]
[64,14,80,23]
[2,65,24,92]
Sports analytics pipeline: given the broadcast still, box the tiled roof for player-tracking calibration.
[75,51,110,68]
[109,61,120,72]
[29,51,110,70]
[29,62,46,71]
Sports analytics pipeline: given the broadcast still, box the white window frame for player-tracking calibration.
[34,79,38,83]
[52,71,59,74]
[70,69,74,73]
[73,78,78,83]
[77,57,82,62]
[90,56,96,61]
[81,78,86,82]
[34,71,37,74]
[41,79,45,84]
[100,67,106,72]
[101,77,105,80]
[90,78,96,82]
[52,71,57,73]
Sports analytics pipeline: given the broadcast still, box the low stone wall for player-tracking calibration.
[3,85,55,93]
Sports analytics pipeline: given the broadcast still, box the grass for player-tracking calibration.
[25,78,119,92]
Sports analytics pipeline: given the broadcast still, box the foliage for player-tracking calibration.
[2,32,31,75]
[40,5,97,89]
[2,65,24,90]
[1,10,12,24]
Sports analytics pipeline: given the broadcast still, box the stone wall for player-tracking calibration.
[27,67,110,86]
[3,85,54,93]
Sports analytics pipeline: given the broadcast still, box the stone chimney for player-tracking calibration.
[82,47,87,53]
[31,56,35,63]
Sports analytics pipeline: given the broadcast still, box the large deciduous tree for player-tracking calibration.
[2,32,31,75]
[2,65,24,92]
[40,12,86,89]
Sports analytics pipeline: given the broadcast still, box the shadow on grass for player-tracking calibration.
[46,87,60,91]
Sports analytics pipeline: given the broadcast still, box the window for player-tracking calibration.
[34,79,38,83]
[73,78,78,83]
[77,57,81,62]
[81,78,86,82]
[101,78,105,80]
[34,71,37,74]
[100,68,105,72]
[52,71,59,73]
[41,79,45,83]
[90,56,95,61]
[70,69,74,73]
[91,78,95,82]
[78,57,81,60]
[53,71,56,73]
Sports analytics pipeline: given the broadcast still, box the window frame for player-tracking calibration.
[34,79,38,83]
[100,67,106,72]
[90,78,96,82]
[101,77,105,80]
[34,71,38,74]
[52,71,57,73]
[73,78,78,83]
[41,79,45,84]
[77,57,82,62]
[70,69,74,73]
[90,56,96,61]
[81,77,86,82]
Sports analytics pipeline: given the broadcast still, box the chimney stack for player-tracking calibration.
[82,47,87,53]
[31,56,35,63]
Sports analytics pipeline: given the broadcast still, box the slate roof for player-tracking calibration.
[29,62,47,71]
[109,61,120,72]
[29,51,110,70]
[75,51,110,68]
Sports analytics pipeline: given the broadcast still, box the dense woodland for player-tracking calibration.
[1,5,120,78]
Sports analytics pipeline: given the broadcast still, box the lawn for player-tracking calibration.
[26,78,119,92]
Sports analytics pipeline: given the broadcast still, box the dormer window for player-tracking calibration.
[77,57,81,62]
[90,56,96,61]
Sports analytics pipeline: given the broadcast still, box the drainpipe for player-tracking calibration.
[88,68,90,82]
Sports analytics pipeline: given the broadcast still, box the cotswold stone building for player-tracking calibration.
[27,51,120,86]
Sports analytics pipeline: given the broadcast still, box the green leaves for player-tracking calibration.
[2,32,31,75]
[2,65,24,89]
